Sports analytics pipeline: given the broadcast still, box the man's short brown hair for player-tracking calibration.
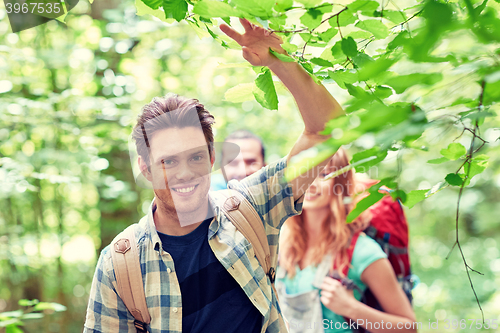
[132,94,215,166]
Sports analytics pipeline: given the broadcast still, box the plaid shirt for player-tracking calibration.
[84,156,303,333]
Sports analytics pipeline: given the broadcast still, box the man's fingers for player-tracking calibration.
[220,24,242,43]
[239,18,254,33]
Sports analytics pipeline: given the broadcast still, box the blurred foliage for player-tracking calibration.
[0,0,499,332]
[0,299,66,332]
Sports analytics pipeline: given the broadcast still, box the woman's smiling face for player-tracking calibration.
[303,171,334,210]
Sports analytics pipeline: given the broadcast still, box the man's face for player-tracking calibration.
[222,138,264,181]
[140,127,213,221]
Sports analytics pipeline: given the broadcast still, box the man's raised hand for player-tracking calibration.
[220,18,284,68]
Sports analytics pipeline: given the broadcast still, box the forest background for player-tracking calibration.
[1,0,500,331]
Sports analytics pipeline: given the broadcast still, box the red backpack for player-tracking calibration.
[333,189,414,333]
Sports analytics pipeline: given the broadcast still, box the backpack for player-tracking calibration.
[333,189,414,333]
[110,189,276,333]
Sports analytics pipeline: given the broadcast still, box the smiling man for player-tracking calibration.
[222,130,266,182]
[84,18,344,333]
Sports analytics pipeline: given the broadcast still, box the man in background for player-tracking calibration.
[211,130,266,190]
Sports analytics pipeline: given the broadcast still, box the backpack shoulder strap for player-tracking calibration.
[343,231,361,277]
[216,189,274,283]
[110,225,151,333]
[332,231,361,277]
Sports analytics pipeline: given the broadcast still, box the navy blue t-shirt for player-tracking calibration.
[158,217,262,333]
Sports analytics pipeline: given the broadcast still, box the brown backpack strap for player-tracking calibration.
[217,189,277,289]
[111,226,151,332]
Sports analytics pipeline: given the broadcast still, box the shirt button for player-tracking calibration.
[172,307,178,313]
[167,268,171,273]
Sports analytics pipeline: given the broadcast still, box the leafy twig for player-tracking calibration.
[445,80,486,322]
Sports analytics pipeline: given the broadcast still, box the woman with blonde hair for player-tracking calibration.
[277,148,416,333]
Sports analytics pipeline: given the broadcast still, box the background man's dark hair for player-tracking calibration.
[132,94,215,167]
[224,130,265,161]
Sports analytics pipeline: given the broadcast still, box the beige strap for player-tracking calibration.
[111,226,151,328]
[217,189,275,285]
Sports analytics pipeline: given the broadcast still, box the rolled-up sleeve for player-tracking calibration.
[228,156,304,230]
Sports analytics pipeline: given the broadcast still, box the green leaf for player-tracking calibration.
[350,147,388,171]
[427,181,449,196]
[225,83,255,102]
[319,40,346,64]
[355,20,389,39]
[318,28,338,42]
[163,0,187,22]
[299,33,312,43]
[268,15,287,28]
[6,325,24,333]
[379,10,407,24]
[310,57,333,67]
[32,302,67,312]
[445,173,463,186]
[252,66,266,74]
[18,299,39,307]
[461,110,495,122]
[206,26,218,39]
[423,0,453,31]
[231,0,274,17]
[269,49,295,62]
[348,0,380,12]
[21,313,44,320]
[0,319,22,328]
[345,83,369,98]
[485,70,500,83]
[323,155,379,180]
[352,53,374,68]
[427,157,449,164]
[328,69,359,89]
[285,139,340,182]
[281,42,298,53]
[315,4,333,14]
[390,189,407,203]
[136,0,171,21]
[329,8,357,27]
[357,56,395,81]
[388,31,409,50]
[347,30,373,39]
[373,85,392,99]
[473,0,488,15]
[301,8,323,29]
[141,0,162,10]
[483,80,500,106]
[0,311,23,318]
[216,30,242,49]
[464,154,489,179]
[385,73,443,94]
[347,191,385,223]
[192,1,241,18]
[300,61,314,74]
[188,21,213,38]
[440,143,466,160]
[274,0,293,12]
[404,189,429,208]
[253,69,278,110]
[341,37,358,58]
[296,0,322,7]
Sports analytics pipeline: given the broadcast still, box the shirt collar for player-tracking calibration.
[145,197,163,253]
[146,194,221,251]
